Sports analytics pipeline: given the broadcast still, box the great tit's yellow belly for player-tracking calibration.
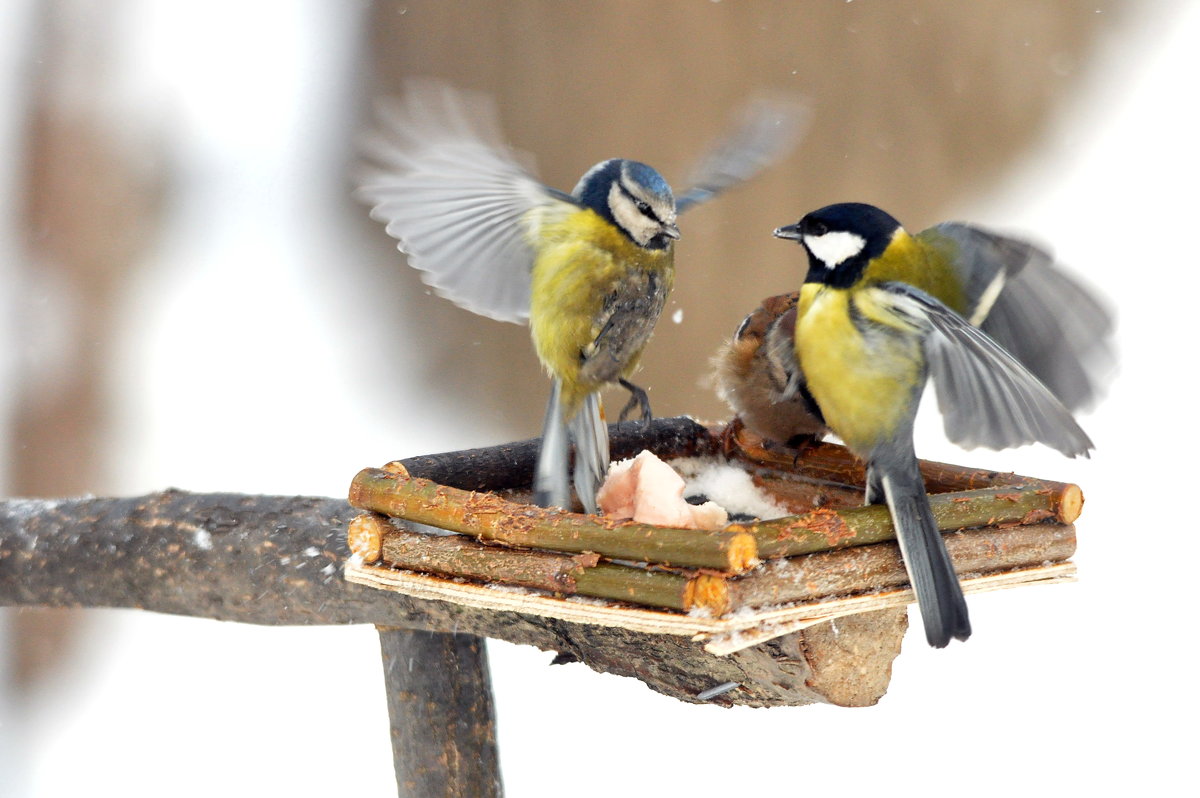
[795,284,924,456]
[529,208,674,412]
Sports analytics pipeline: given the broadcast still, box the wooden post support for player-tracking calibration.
[377,627,504,798]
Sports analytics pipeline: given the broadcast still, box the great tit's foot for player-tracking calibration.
[617,378,652,423]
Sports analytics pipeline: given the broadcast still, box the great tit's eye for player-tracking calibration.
[810,221,829,236]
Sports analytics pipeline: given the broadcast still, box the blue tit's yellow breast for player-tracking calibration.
[527,207,674,405]
[795,284,924,455]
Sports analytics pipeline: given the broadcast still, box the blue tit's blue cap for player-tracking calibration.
[622,160,673,203]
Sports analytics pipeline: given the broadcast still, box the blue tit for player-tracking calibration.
[358,81,806,514]
[770,202,1095,647]
[715,205,1113,449]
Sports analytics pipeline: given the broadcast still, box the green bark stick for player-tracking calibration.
[349,466,759,573]
[744,484,1082,559]
[353,512,724,612]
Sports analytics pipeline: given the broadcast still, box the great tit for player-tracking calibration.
[358,81,805,513]
[715,205,1113,449]
[770,202,1095,647]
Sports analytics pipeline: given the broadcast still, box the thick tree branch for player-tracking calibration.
[0,487,893,708]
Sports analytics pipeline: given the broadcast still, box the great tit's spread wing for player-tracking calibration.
[358,80,576,323]
[975,254,1115,411]
[920,223,1115,410]
[877,282,1093,458]
[676,95,809,214]
[918,223,1047,324]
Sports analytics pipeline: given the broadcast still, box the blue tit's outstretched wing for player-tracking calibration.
[675,95,809,214]
[357,80,579,324]
[875,282,1094,458]
[920,222,1115,411]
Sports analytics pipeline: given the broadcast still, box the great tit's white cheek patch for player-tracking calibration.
[803,231,866,267]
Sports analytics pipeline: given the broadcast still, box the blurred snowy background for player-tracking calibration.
[1,1,1195,795]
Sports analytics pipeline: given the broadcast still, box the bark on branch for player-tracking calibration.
[0,486,882,707]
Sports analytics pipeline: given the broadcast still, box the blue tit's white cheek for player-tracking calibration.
[608,182,659,247]
[803,231,866,267]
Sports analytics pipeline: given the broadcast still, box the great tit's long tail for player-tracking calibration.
[568,392,609,515]
[869,450,971,648]
[534,379,571,511]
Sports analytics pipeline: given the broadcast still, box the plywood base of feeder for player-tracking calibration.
[344,559,1075,656]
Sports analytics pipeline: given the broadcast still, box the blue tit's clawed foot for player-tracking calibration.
[617,378,653,423]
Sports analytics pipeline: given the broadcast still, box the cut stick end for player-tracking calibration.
[348,512,388,564]
[727,532,760,574]
[1057,484,1084,524]
[685,574,731,615]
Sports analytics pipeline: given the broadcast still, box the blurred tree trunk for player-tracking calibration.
[356,0,1120,432]
[7,0,164,692]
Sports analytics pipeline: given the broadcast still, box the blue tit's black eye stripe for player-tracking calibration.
[619,181,661,223]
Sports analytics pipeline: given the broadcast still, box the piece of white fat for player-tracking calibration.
[596,450,729,530]
[670,457,791,521]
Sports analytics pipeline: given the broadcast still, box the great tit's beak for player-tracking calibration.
[661,221,681,240]
[773,223,803,241]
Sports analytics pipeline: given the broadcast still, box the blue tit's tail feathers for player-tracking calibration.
[872,454,971,648]
[569,392,609,515]
[534,379,571,511]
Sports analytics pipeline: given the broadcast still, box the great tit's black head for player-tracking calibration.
[774,202,901,287]
[574,159,680,250]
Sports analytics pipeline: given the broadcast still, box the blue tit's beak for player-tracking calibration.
[662,221,681,240]
[773,223,803,241]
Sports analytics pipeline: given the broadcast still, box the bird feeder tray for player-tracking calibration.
[344,417,1080,658]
